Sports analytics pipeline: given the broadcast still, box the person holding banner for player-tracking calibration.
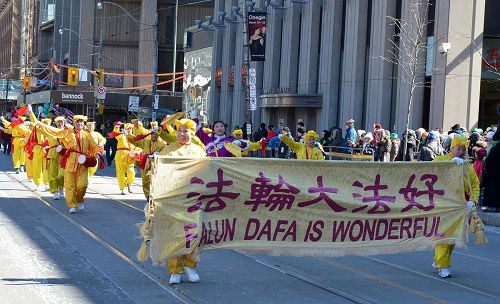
[86,121,106,178]
[231,128,261,157]
[278,130,326,160]
[42,116,67,200]
[156,118,206,284]
[191,109,238,157]
[432,134,479,278]
[33,108,99,214]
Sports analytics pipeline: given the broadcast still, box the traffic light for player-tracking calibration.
[67,67,79,85]
[23,76,30,89]
[95,69,104,87]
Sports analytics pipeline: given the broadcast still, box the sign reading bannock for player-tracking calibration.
[145,158,467,263]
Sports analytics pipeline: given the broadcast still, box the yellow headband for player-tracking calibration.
[54,116,66,122]
[174,119,196,132]
[304,130,319,142]
[73,115,87,122]
[150,121,158,128]
[232,129,243,136]
[124,123,133,130]
[131,119,138,123]
[86,121,96,126]
[450,134,470,149]
[41,118,52,125]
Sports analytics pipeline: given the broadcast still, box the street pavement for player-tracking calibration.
[1,153,500,304]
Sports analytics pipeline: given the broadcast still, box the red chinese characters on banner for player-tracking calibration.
[244,172,300,212]
[351,175,396,214]
[399,174,445,212]
[298,176,347,212]
[187,168,240,213]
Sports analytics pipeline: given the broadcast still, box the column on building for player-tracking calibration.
[10,0,21,78]
[317,0,343,131]
[232,18,245,130]
[279,2,301,94]
[339,0,369,126]
[430,0,485,131]
[365,0,396,130]
[261,1,284,127]
[210,0,226,123]
[138,0,157,87]
[394,0,427,133]
[78,0,96,74]
[250,0,267,129]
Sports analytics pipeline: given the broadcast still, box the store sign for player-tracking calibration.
[482,38,500,79]
[128,96,140,112]
[248,12,266,61]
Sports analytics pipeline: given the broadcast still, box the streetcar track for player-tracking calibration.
[6,169,499,302]
[6,171,196,304]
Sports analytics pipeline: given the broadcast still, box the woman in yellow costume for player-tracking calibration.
[109,122,140,195]
[279,130,326,160]
[41,118,52,191]
[86,121,106,177]
[231,129,261,157]
[33,107,99,214]
[432,134,479,278]
[42,116,67,200]
[160,118,206,285]
[26,113,49,191]
[127,125,168,200]
[0,115,29,173]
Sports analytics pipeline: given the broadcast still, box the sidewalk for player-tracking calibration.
[478,211,500,227]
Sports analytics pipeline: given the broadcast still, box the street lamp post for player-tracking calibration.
[171,0,179,93]
[242,2,252,139]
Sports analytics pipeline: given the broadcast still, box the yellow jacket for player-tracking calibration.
[161,141,206,157]
[127,135,167,156]
[433,154,480,203]
[90,131,106,147]
[280,136,325,160]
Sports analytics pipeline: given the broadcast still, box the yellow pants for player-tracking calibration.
[26,156,33,180]
[12,139,26,169]
[32,148,44,186]
[168,255,197,274]
[48,158,64,193]
[43,158,49,186]
[116,152,135,190]
[140,169,151,199]
[434,244,455,269]
[88,165,98,177]
[64,167,88,209]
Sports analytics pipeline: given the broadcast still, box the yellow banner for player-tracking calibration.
[146,158,467,263]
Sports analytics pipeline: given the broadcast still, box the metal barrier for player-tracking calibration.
[322,146,375,161]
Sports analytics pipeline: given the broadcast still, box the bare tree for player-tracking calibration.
[381,0,430,160]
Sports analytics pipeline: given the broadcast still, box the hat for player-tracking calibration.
[73,115,87,122]
[364,132,374,141]
[390,133,398,140]
[232,129,243,136]
[114,121,124,126]
[451,124,461,131]
[282,127,291,133]
[41,118,52,125]
[345,119,355,125]
[174,119,196,132]
[131,119,138,124]
[86,121,96,126]
[150,121,158,128]
[373,124,382,130]
[54,116,66,123]
[450,134,470,149]
[427,132,438,142]
[124,123,133,130]
[304,130,319,142]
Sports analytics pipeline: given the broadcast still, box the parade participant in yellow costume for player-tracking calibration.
[42,116,66,200]
[24,121,35,182]
[86,121,106,177]
[231,129,261,157]
[110,122,140,195]
[0,116,29,173]
[34,108,98,214]
[41,118,52,191]
[127,125,167,200]
[131,118,148,136]
[432,134,479,278]
[279,130,326,160]
[160,118,206,284]
[26,113,48,191]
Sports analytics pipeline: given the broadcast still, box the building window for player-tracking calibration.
[41,0,55,23]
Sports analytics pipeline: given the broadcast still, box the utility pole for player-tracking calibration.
[93,28,104,121]
[171,0,179,93]
[152,12,159,122]
[242,1,252,140]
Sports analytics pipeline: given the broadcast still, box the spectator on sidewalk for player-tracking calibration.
[482,130,500,212]
[343,119,357,154]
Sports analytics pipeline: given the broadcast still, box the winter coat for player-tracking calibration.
[482,141,500,208]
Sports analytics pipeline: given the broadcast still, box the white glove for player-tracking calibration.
[27,104,32,113]
[153,152,160,156]
[452,157,464,165]
[466,200,475,212]
[232,140,241,146]
[190,108,199,119]
[0,116,4,121]
[152,126,159,132]
[122,129,128,136]
[260,138,266,142]
[36,120,42,127]
[278,134,283,139]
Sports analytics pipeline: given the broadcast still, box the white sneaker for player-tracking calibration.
[20,165,25,172]
[121,189,126,195]
[169,274,181,284]
[438,268,452,278]
[33,186,39,191]
[183,266,200,283]
[69,208,77,214]
[53,192,60,200]
[44,185,49,192]
[432,262,437,269]
[59,188,65,198]
[78,203,85,211]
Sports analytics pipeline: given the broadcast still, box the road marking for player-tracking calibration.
[35,226,60,244]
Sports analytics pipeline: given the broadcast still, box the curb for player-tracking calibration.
[479,211,500,227]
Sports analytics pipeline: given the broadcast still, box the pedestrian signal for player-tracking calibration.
[95,69,104,87]
[67,67,79,85]
[23,76,30,89]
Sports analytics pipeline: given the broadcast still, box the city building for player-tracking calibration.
[190,0,499,135]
